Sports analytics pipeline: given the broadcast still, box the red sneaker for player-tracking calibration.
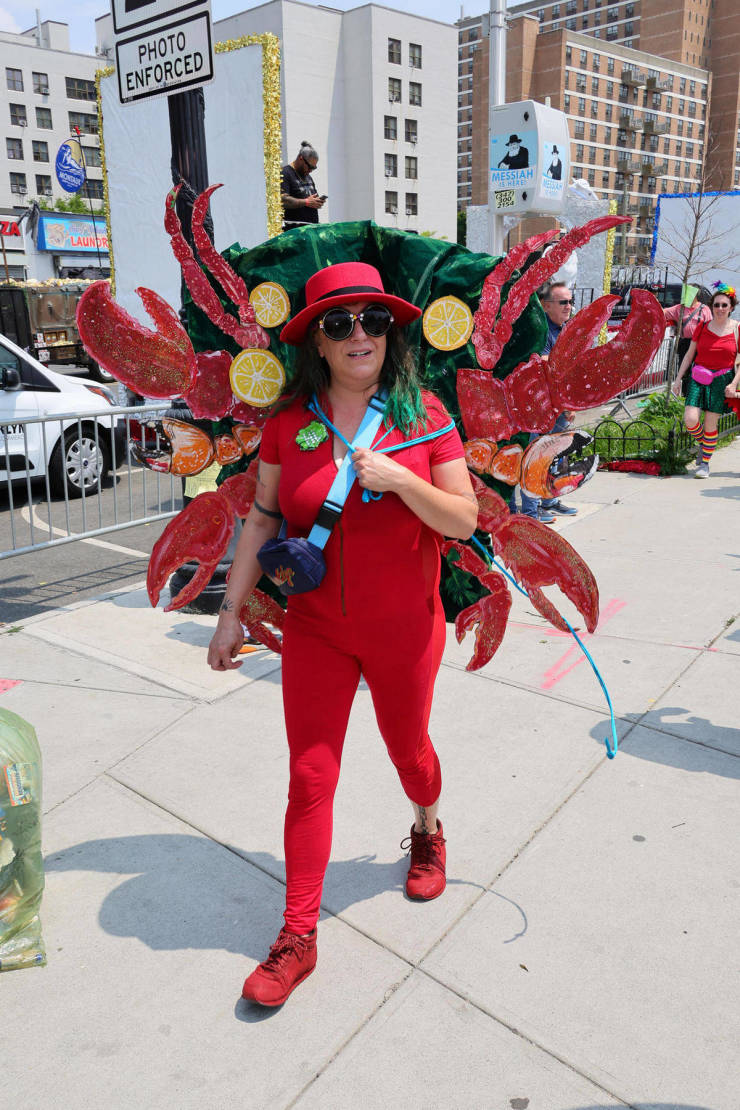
[402,820,446,901]
[242,927,317,1006]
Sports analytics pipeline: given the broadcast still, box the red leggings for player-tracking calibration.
[280,603,446,934]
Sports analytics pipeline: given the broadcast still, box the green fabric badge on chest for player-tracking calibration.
[296,420,329,451]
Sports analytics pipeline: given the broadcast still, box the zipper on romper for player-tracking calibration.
[338,519,347,615]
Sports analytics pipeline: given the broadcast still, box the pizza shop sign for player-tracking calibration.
[0,220,21,237]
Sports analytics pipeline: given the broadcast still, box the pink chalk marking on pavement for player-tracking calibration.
[540,599,627,691]
[0,679,21,694]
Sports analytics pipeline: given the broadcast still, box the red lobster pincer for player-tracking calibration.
[443,476,598,672]
[165,184,270,351]
[458,216,665,440]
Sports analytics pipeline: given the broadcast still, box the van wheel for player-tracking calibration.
[49,426,109,498]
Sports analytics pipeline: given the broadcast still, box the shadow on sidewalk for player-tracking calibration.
[561,1104,717,1109]
[590,715,740,775]
[44,834,489,957]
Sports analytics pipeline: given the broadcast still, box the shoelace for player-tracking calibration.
[400,831,445,870]
[263,932,307,972]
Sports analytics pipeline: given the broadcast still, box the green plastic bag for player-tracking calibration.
[0,708,45,971]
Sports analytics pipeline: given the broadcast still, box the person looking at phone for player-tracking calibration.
[281,141,326,228]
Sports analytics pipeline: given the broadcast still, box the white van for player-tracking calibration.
[0,331,124,498]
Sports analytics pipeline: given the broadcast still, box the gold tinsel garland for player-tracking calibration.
[214,34,282,240]
[95,65,116,296]
[598,196,619,345]
[94,35,281,295]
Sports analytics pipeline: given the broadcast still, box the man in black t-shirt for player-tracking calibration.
[281,142,326,228]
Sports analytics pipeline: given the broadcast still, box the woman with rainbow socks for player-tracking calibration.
[672,283,740,478]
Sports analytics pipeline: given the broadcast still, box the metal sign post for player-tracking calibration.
[487,0,507,257]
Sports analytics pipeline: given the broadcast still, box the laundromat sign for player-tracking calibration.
[36,214,108,253]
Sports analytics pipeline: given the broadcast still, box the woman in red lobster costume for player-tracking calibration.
[207,262,477,1007]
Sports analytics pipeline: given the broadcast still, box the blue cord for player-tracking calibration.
[468,535,618,759]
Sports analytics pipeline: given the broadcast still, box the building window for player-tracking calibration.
[86,178,104,200]
[588,169,595,185]
[405,119,417,143]
[576,74,586,91]
[409,43,422,69]
[576,143,584,160]
[32,71,50,95]
[384,115,397,140]
[537,8,545,22]
[580,49,588,65]
[687,121,693,136]
[591,100,599,117]
[65,76,96,101]
[593,53,600,70]
[679,77,686,93]
[625,22,633,35]
[578,97,586,114]
[9,171,27,195]
[405,192,418,216]
[384,153,397,177]
[32,140,48,162]
[385,190,398,214]
[9,103,26,127]
[563,93,571,112]
[607,56,614,74]
[36,106,52,129]
[665,95,672,111]
[409,81,421,106]
[677,119,683,135]
[405,156,418,179]
[604,127,611,142]
[603,149,611,165]
[566,18,576,29]
[388,38,401,64]
[6,67,23,92]
[6,137,23,160]
[567,0,577,12]
[81,145,102,168]
[35,173,52,196]
[602,171,610,188]
[552,3,561,14]
[591,76,599,94]
[574,120,585,137]
[590,122,598,140]
[565,46,572,63]
[589,146,597,163]
[388,78,401,103]
[582,15,589,27]
[604,103,613,120]
[564,71,570,90]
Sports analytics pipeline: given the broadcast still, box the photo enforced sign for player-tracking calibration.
[115,10,214,102]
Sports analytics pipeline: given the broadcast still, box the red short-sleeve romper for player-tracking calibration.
[259,391,465,933]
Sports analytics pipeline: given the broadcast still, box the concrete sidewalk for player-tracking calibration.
[1,442,739,1110]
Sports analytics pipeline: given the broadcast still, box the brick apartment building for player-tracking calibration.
[458,0,740,263]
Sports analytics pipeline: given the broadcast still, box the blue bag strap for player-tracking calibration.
[306,389,388,549]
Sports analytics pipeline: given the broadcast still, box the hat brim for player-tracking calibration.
[280,292,421,345]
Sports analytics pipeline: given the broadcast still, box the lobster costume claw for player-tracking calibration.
[445,477,600,671]
[239,589,285,654]
[458,288,665,440]
[147,491,235,612]
[76,281,197,398]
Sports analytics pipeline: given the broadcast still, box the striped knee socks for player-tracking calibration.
[700,428,718,464]
[685,418,703,443]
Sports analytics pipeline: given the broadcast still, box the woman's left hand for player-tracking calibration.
[351,447,409,494]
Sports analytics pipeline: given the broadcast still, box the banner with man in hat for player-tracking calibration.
[490,130,537,192]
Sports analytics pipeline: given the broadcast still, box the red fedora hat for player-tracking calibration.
[280,262,421,345]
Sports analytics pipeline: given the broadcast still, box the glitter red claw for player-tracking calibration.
[458,288,665,440]
[238,589,285,654]
[444,477,599,671]
[76,280,197,398]
[147,491,235,612]
[165,185,269,351]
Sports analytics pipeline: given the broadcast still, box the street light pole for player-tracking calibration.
[487,0,507,256]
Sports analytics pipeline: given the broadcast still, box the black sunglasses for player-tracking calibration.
[318,304,394,342]
[555,298,574,306]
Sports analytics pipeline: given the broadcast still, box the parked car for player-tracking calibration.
[0,331,124,498]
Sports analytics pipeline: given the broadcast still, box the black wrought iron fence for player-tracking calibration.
[578,410,739,469]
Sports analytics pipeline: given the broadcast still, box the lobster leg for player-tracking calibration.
[442,540,513,671]
[147,491,235,611]
[239,589,285,654]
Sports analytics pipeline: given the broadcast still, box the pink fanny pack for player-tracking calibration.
[691,363,732,385]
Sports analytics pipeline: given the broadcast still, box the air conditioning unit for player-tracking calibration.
[388,205,398,214]
[385,171,393,178]
[406,208,415,216]
[39,86,49,95]
[17,186,27,194]
[388,95,400,103]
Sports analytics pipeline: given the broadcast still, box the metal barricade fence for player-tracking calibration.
[1,403,184,560]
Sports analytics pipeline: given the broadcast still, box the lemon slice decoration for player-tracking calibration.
[422,295,474,351]
[249,281,290,328]
[229,349,286,408]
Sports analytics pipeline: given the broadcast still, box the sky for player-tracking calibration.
[0,0,481,55]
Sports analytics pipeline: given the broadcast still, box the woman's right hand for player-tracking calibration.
[207,613,245,671]
[671,377,683,396]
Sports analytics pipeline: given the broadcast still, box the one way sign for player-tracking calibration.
[111,0,214,105]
